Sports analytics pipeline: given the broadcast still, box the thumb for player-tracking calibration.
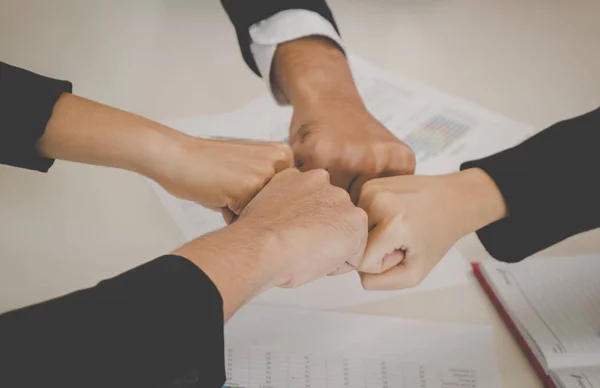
[360,259,422,290]
[291,137,335,171]
[220,207,238,224]
[358,218,408,274]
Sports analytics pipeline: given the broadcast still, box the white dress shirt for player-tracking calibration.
[249,9,344,104]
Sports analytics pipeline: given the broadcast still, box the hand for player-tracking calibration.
[175,168,368,320]
[37,94,293,220]
[290,105,415,203]
[272,37,415,203]
[356,169,507,290]
[238,168,368,288]
[152,138,294,221]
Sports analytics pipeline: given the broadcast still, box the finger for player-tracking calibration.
[228,174,270,215]
[381,251,405,272]
[356,180,388,222]
[327,168,356,191]
[272,166,300,180]
[292,143,332,171]
[358,194,394,231]
[270,143,295,172]
[385,146,416,176]
[327,261,356,276]
[291,130,337,172]
[350,172,379,205]
[360,259,423,290]
[359,218,406,273]
[221,207,237,224]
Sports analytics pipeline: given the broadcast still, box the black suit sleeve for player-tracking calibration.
[0,255,226,388]
[461,107,600,263]
[220,0,340,76]
[0,62,72,172]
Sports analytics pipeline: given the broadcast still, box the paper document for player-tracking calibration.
[551,367,600,388]
[223,305,501,388]
[481,256,600,371]
[249,248,468,309]
[153,54,533,308]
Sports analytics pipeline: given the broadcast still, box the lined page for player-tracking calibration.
[481,256,600,370]
[551,367,600,388]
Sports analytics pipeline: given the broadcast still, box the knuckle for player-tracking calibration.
[274,168,298,180]
[330,186,351,203]
[294,122,319,145]
[312,138,335,159]
[243,175,265,192]
[360,180,378,202]
[362,151,380,173]
[371,190,394,211]
[398,144,416,173]
[306,168,330,184]
[352,207,369,228]
[271,142,293,159]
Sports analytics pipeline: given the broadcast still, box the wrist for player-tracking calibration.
[172,219,282,321]
[447,168,508,236]
[133,125,195,180]
[273,37,364,111]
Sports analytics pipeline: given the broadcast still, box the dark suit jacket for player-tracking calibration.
[0,2,337,387]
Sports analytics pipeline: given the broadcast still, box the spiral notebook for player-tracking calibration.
[473,256,600,388]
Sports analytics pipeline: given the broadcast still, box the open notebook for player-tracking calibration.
[473,256,600,388]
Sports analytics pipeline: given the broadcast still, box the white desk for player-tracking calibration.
[1,1,600,386]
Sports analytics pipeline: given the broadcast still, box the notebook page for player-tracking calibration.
[223,305,501,388]
[481,256,600,370]
[551,367,600,388]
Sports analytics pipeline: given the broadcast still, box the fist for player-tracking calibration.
[356,174,469,290]
[239,168,368,288]
[290,105,415,203]
[154,138,294,220]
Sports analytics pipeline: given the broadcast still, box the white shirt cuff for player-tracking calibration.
[249,9,344,105]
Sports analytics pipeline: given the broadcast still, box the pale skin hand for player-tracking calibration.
[174,168,368,321]
[151,139,293,222]
[273,37,416,203]
[357,168,508,290]
[37,93,293,218]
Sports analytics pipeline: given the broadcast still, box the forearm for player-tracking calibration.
[173,219,280,321]
[0,217,282,387]
[37,93,189,179]
[461,107,600,262]
[273,37,364,112]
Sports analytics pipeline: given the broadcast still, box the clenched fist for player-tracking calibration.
[272,36,415,204]
[238,168,368,288]
[291,105,415,203]
[152,138,294,220]
[356,169,507,290]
